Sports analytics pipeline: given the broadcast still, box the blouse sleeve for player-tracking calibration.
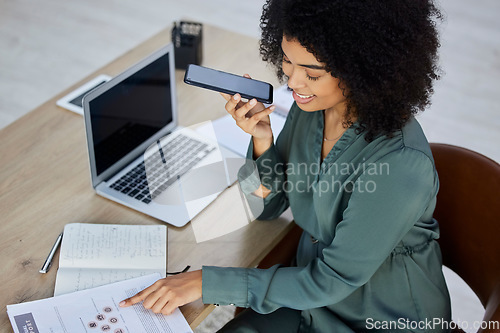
[237,107,296,220]
[202,147,437,313]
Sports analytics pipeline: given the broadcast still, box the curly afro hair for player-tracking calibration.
[259,0,443,141]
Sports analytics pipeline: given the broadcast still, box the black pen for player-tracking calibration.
[39,232,63,274]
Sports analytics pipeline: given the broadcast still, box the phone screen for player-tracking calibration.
[184,65,273,103]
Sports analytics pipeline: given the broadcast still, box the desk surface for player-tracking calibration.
[0,24,293,331]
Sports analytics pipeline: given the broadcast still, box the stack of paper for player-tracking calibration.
[7,273,193,333]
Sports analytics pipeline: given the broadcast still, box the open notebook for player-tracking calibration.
[54,223,167,296]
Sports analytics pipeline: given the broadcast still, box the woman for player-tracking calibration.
[121,0,452,331]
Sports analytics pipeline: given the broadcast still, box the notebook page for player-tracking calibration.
[54,267,163,296]
[54,224,167,295]
[58,223,166,270]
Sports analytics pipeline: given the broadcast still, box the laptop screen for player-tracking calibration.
[89,52,173,176]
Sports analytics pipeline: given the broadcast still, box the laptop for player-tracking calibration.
[82,43,241,227]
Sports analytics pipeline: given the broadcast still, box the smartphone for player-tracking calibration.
[184,64,273,104]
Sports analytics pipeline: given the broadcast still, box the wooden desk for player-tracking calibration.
[0,24,293,331]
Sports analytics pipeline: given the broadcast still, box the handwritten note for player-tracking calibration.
[54,223,167,296]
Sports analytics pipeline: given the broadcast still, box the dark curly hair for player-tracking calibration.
[259,0,443,141]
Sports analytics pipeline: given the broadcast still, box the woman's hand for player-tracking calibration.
[119,270,202,315]
[221,74,275,141]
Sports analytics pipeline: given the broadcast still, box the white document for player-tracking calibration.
[191,183,254,243]
[196,83,294,157]
[54,223,167,296]
[206,112,285,157]
[7,273,193,333]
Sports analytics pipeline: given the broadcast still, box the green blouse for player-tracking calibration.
[202,103,451,332]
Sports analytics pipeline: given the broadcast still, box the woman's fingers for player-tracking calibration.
[119,284,156,307]
[120,271,202,316]
[248,105,275,125]
[224,94,242,116]
[140,287,176,315]
[142,286,164,310]
[149,291,171,314]
[218,72,274,140]
[220,92,231,102]
[160,298,178,316]
[234,98,258,119]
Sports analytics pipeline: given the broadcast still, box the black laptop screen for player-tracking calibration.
[89,53,173,176]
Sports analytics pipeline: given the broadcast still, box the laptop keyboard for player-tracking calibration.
[109,134,215,204]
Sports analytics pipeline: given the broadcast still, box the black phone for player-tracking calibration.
[183,64,273,104]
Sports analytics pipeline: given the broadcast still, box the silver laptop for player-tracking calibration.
[82,43,240,227]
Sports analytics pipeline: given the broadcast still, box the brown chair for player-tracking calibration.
[430,143,500,333]
[239,143,500,332]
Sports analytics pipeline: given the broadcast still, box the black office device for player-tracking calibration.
[184,64,273,104]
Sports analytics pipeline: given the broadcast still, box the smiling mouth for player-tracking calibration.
[295,92,315,99]
[292,91,316,104]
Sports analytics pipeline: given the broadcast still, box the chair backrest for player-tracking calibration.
[430,143,500,329]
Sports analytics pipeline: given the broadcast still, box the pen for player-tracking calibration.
[39,232,63,274]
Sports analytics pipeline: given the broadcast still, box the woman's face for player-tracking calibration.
[281,36,346,113]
